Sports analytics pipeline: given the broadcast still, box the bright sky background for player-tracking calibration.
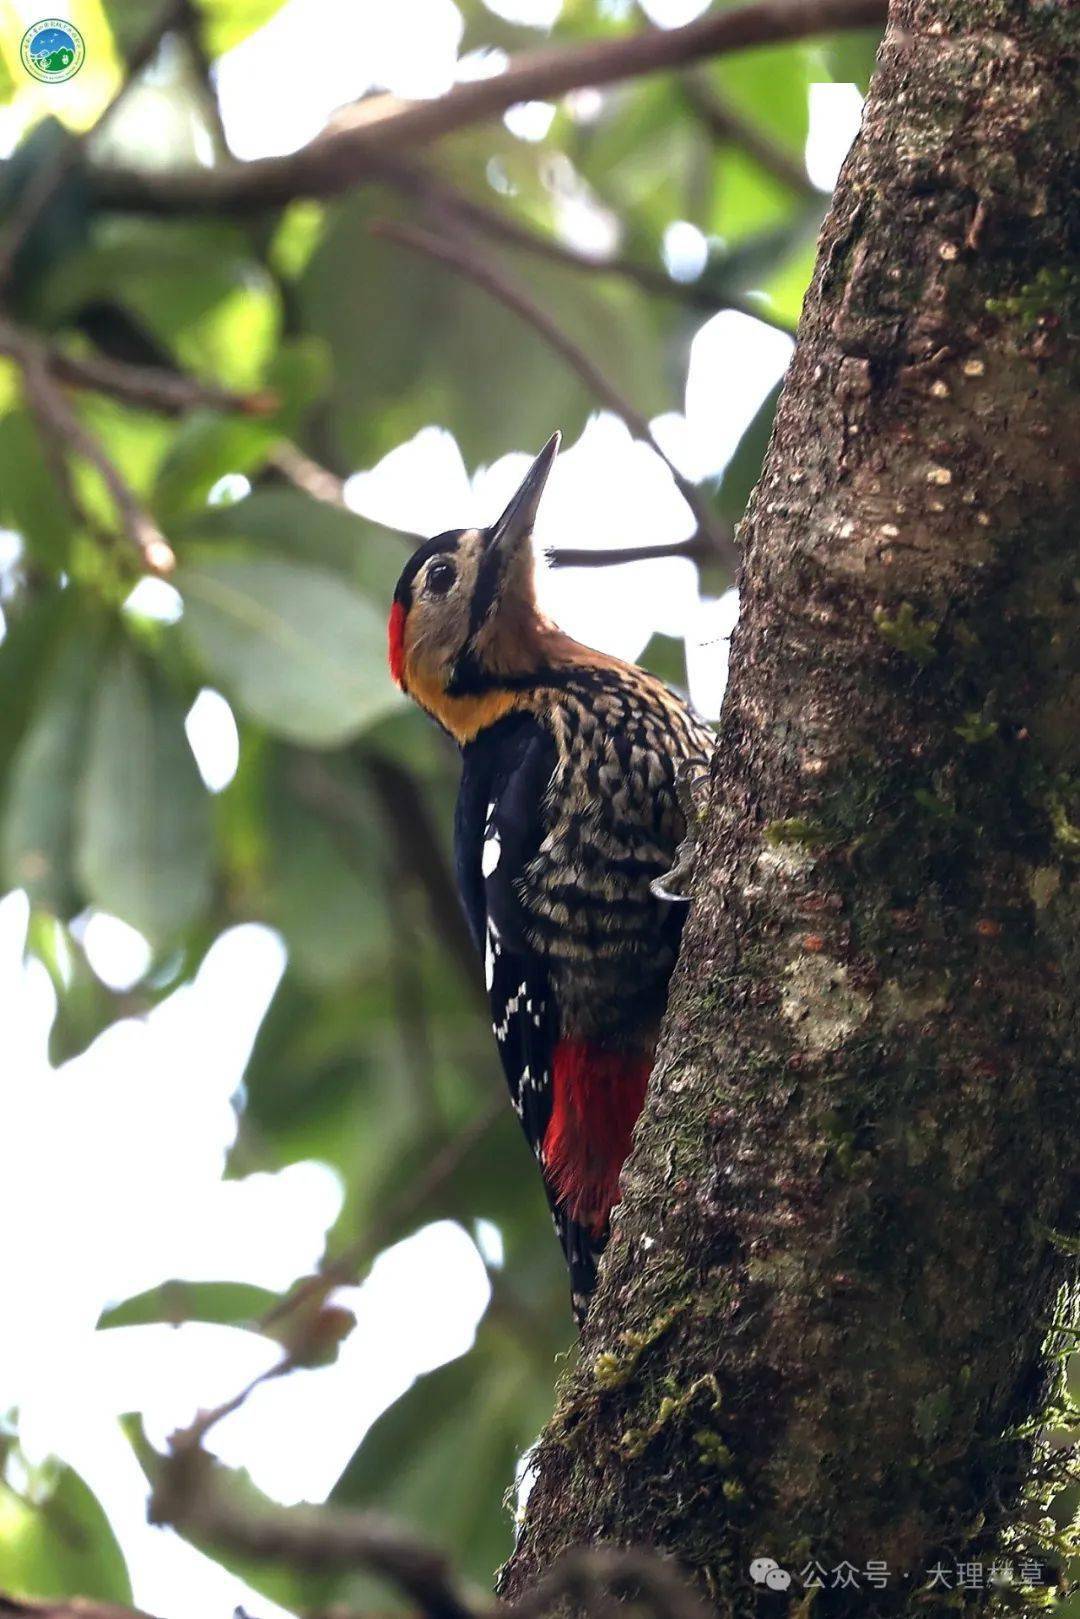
[0,0,865,1610]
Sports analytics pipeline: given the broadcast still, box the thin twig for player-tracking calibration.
[264,443,421,551]
[258,1093,504,1335]
[167,1355,296,1455]
[375,157,796,332]
[375,219,737,570]
[0,0,191,288]
[12,328,175,574]
[293,751,482,997]
[150,754,506,1450]
[51,347,277,416]
[548,537,709,569]
[166,1091,504,1455]
[266,439,353,508]
[85,0,887,215]
[680,73,819,200]
[0,317,276,416]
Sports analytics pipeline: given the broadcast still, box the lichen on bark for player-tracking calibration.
[501,2,1080,1613]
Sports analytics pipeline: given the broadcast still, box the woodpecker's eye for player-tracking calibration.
[425,559,457,597]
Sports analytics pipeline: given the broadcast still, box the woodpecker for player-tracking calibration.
[388,432,713,1321]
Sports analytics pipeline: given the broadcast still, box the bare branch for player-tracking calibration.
[259,1092,504,1337]
[266,439,354,508]
[376,158,797,332]
[87,0,887,216]
[0,1542,715,1619]
[548,537,709,569]
[680,73,819,200]
[8,323,175,574]
[375,219,737,570]
[0,1543,714,1619]
[0,317,277,416]
[151,1449,478,1619]
[166,1354,296,1455]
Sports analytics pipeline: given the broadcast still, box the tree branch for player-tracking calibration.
[680,73,819,200]
[374,157,797,332]
[11,325,175,574]
[86,0,887,216]
[547,537,709,569]
[0,1543,715,1619]
[0,317,277,416]
[265,439,354,509]
[374,219,737,570]
[151,1449,478,1619]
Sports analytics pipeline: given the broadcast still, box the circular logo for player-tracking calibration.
[20,19,85,84]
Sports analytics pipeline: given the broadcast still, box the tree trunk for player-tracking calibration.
[502,1,1080,1611]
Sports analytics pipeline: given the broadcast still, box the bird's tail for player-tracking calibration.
[556,1210,607,1327]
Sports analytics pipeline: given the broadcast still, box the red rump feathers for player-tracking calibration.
[542,1041,652,1235]
[387,601,407,687]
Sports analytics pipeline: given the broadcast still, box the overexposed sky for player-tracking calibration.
[0,0,866,1610]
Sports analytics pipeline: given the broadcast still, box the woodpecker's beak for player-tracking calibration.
[488,431,560,555]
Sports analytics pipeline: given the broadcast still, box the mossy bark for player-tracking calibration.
[501,2,1080,1612]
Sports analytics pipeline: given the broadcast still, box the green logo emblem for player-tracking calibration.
[20,19,85,84]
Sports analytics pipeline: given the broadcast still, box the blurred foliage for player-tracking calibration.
[0,0,905,1607]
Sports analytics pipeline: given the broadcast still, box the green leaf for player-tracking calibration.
[718,380,782,527]
[193,0,293,56]
[818,29,883,93]
[37,218,262,348]
[0,119,92,306]
[0,588,79,788]
[76,644,212,942]
[264,796,391,989]
[331,1326,554,1590]
[0,410,74,569]
[28,912,124,1064]
[98,1279,279,1331]
[0,1462,131,1603]
[178,554,401,746]
[708,150,798,245]
[228,969,423,1224]
[182,486,406,602]
[300,186,681,468]
[152,409,281,525]
[152,339,330,524]
[106,0,291,59]
[1,611,104,910]
[710,41,814,154]
[761,235,820,329]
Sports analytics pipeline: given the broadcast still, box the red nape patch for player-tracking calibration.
[542,1042,652,1235]
[387,600,407,687]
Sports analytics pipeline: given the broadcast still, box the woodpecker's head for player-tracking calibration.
[389,431,563,741]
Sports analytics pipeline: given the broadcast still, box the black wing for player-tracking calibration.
[455,713,558,1160]
[456,715,601,1316]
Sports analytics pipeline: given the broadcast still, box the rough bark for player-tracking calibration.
[502,1,1080,1612]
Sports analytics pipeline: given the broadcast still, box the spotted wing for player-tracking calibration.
[455,716,558,1160]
